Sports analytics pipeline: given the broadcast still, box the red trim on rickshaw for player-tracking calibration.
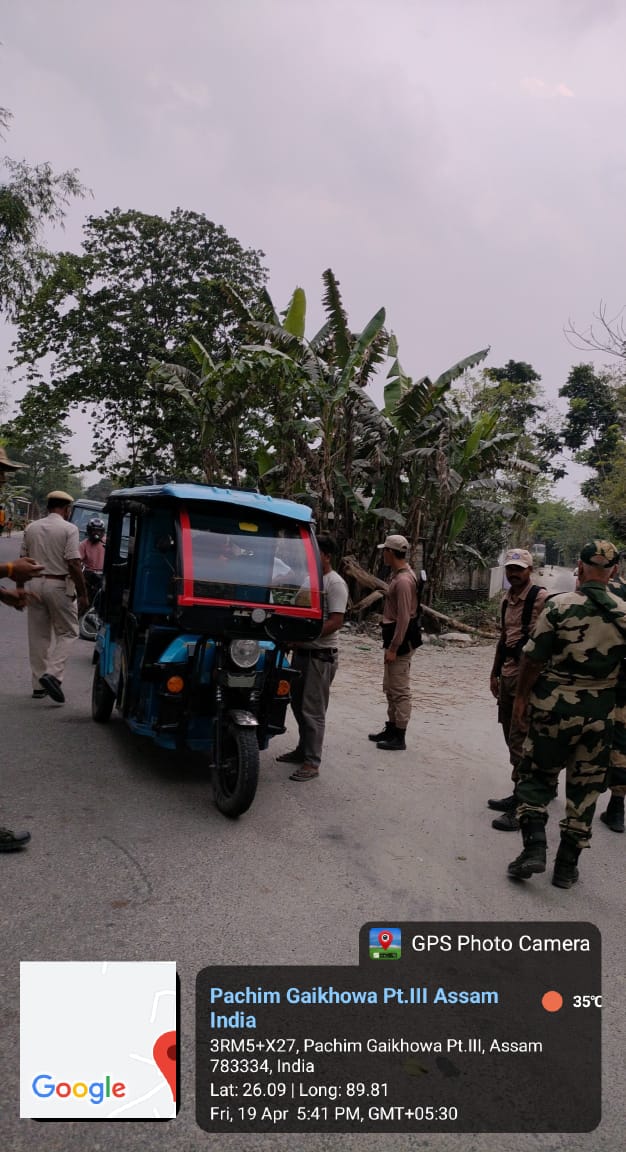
[176,596,317,616]
[177,518,322,616]
[179,508,195,601]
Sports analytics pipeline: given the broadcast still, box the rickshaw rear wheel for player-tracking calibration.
[92,664,116,723]
[213,726,259,818]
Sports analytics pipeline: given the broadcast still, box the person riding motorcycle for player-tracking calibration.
[79,517,106,602]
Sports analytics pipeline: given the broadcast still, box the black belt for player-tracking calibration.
[299,648,338,661]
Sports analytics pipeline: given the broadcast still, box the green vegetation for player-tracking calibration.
[2,121,625,592]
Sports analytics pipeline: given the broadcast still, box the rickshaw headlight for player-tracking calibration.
[229,639,261,669]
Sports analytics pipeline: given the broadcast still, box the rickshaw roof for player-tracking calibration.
[106,483,314,523]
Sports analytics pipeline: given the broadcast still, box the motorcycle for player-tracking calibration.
[91,482,324,817]
[79,569,103,641]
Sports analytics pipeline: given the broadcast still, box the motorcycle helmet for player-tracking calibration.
[86,516,106,540]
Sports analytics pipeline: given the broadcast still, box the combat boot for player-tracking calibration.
[377,727,406,751]
[552,838,582,889]
[600,795,625,833]
[487,794,517,812]
[492,808,520,831]
[368,722,394,743]
[507,815,547,879]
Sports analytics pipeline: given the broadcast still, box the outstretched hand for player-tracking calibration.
[0,588,27,611]
[11,557,45,582]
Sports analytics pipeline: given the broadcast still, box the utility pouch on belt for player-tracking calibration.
[382,615,422,655]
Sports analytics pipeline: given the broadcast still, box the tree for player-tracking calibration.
[530,500,613,565]
[0,106,88,318]
[565,300,626,363]
[84,477,115,501]
[189,270,389,538]
[1,428,83,512]
[462,360,566,530]
[12,208,267,477]
[559,363,622,501]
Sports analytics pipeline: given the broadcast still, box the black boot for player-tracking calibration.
[600,795,625,833]
[368,722,394,743]
[488,794,517,812]
[377,727,406,751]
[492,808,520,831]
[507,815,547,879]
[552,838,582,889]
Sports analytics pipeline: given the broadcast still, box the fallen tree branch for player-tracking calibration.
[351,589,385,612]
[421,603,497,640]
[341,554,498,640]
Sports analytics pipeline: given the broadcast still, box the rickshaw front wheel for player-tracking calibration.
[92,664,116,723]
[213,726,259,818]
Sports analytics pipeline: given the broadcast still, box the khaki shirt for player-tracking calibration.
[500,581,549,677]
[21,513,81,574]
[383,567,418,652]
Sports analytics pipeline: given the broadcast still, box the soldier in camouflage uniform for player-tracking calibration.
[507,540,626,888]
[600,568,626,833]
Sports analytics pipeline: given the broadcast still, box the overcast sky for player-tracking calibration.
[2,0,626,499]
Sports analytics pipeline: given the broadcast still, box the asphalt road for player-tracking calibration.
[1,535,624,1152]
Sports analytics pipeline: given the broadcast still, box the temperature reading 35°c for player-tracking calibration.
[573,995,602,1008]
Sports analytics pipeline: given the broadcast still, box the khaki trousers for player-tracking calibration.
[383,652,412,729]
[27,578,79,689]
[497,672,528,781]
[289,650,338,769]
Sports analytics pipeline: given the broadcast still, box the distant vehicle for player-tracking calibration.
[70,499,108,542]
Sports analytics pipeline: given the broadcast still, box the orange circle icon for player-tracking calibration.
[542,990,563,1013]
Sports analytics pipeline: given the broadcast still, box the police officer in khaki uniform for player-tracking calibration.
[368,534,419,751]
[0,443,45,848]
[20,491,88,704]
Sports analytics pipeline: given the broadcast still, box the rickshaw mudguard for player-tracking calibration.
[95,625,117,685]
[228,709,259,727]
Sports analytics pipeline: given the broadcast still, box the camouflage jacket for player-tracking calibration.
[608,574,626,685]
[522,580,626,703]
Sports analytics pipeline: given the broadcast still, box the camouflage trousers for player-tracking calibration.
[516,689,615,847]
[608,683,626,798]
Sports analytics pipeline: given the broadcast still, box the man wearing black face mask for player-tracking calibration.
[488,549,549,831]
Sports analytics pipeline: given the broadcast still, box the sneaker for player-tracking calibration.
[39,674,65,704]
[0,826,31,852]
[32,689,47,699]
[491,810,520,831]
[289,764,319,781]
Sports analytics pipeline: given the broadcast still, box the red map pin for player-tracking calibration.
[378,931,393,950]
[153,1030,177,1102]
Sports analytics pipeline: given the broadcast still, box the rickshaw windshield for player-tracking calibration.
[178,507,321,614]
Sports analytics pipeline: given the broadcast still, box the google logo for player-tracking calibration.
[32,1074,126,1105]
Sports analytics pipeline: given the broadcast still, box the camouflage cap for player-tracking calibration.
[579,539,619,568]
